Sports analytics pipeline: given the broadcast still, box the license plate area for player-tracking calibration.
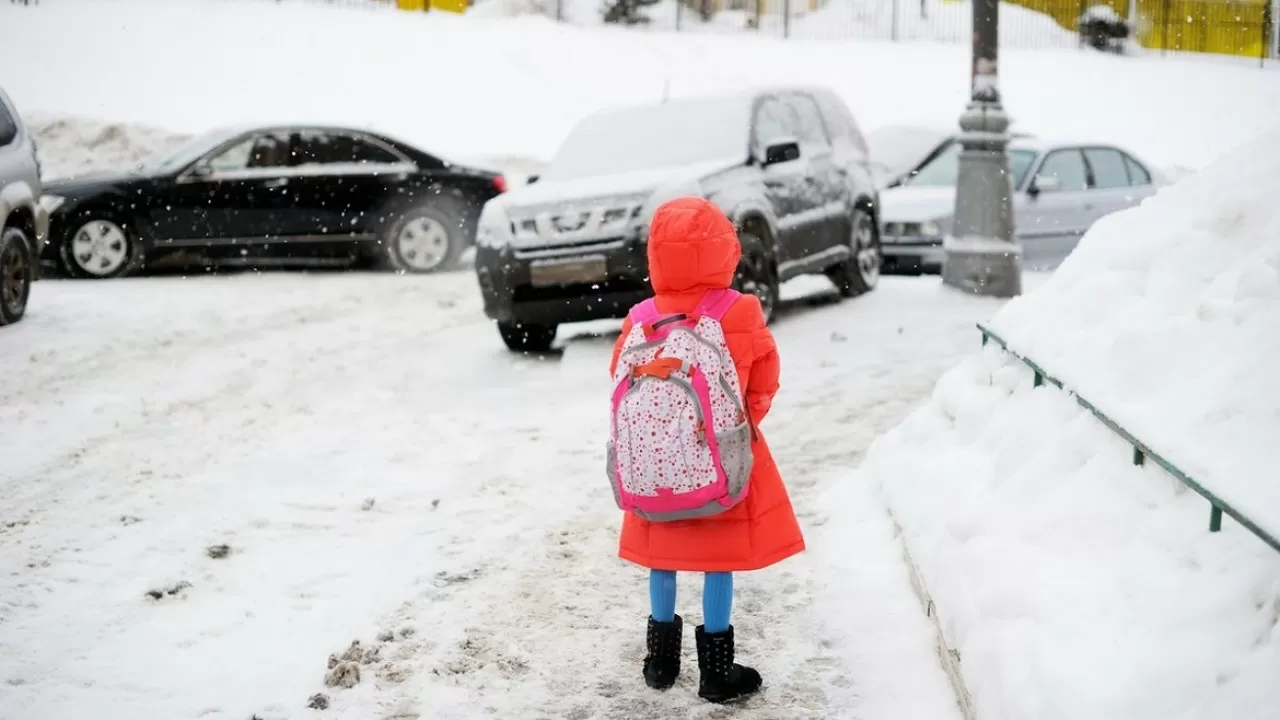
[529,255,608,287]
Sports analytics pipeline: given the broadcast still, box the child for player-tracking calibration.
[607,197,805,703]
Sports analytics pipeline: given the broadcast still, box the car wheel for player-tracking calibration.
[827,208,882,297]
[734,230,780,324]
[63,217,139,279]
[498,322,557,353]
[0,226,33,326]
[382,203,464,274]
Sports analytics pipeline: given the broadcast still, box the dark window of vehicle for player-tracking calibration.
[1123,153,1152,186]
[0,101,17,147]
[1036,149,1088,191]
[1083,148,1130,189]
[786,94,831,148]
[205,131,291,171]
[291,130,401,166]
[752,97,798,150]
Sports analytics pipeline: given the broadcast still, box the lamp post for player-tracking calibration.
[942,0,1022,298]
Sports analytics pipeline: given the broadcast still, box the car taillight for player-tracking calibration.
[492,175,507,194]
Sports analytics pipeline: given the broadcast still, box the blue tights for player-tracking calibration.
[649,569,733,634]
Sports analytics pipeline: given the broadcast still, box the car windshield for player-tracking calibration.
[541,96,752,182]
[145,127,248,173]
[904,141,1038,190]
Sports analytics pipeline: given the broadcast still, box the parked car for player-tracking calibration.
[879,135,1164,273]
[474,87,882,352]
[866,124,1035,189]
[39,124,506,278]
[0,87,47,326]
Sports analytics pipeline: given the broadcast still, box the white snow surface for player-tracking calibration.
[861,127,1280,720]
[0,271,1019,719]
[1,0,1277,174]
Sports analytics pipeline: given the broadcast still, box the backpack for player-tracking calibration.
[607,288,755,522]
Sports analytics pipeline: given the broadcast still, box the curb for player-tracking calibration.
[890,514,978,720]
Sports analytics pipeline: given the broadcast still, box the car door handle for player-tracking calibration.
[261,177,289,188]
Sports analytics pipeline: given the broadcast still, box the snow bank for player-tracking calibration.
[27,116,192,181]
[1,0,1276,173]
[848,126,1280,720]
[992,125,1280,536]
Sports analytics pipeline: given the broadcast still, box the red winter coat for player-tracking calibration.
[610,197,805,573]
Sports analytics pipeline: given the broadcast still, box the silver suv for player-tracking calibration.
[0,87,46,325]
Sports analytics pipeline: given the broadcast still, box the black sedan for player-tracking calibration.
[39,124,506,278]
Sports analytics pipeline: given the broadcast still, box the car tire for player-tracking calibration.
[827,207,882,297]
[62,215,141,280]
[734,230,780,324]
[498,322,557,353]
[381,201,466,274]
[0,226,33,326]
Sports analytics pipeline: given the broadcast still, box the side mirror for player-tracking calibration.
[762,138,801,167]
[527,174,540,185]
[188,163,214,180]
[1029,174,1061,197]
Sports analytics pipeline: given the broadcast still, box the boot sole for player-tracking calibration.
[698,686,762,704]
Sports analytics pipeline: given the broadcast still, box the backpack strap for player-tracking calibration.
[693,288,742,322]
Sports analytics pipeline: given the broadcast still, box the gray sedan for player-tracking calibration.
[878,136,1165,272]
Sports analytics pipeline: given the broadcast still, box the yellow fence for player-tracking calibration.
[396,0,468,13]
[1009,0,1274,57]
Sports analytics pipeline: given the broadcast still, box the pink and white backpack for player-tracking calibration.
[607,288,755,522]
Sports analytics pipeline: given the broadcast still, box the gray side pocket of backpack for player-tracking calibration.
[716,423,754,497]
[605,441,624,509]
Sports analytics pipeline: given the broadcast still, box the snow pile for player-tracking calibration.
[992,125,1280,535]
[27,115,192,181]
[1,0,1277,173]
[839,125,1280,720]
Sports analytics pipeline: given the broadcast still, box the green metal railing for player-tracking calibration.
[978,323,1280,554]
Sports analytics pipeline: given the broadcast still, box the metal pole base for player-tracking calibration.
[944,97,1022,298]
[942,239,1022,298]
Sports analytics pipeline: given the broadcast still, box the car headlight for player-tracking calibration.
[918,220,942,238]
[39,195,66,213]
[476,202,513,249]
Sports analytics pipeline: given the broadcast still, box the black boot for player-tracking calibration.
[695,624,762,704]
[643,614,683,690]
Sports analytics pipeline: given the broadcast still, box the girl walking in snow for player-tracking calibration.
[606,197,805,703]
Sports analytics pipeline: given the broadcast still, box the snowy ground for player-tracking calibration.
[0,272,1037,719]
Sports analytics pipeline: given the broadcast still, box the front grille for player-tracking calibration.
[509,198,645,244]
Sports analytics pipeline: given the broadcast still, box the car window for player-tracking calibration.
[0,100,17,147]
[291,130,401,166]
[1037,149,1088,191]
[205,131,291,171]
[1123,153,1152,186]
[752,97,798,149]
[1084,148,1130,189]
[904,141,1037,190]
[785,94,831,148]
